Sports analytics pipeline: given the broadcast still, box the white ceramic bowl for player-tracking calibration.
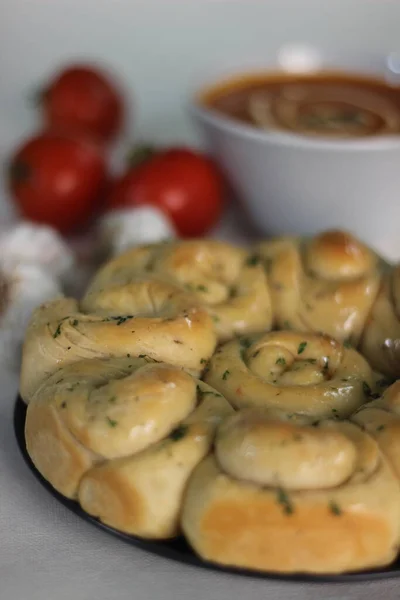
[190,47,400,261]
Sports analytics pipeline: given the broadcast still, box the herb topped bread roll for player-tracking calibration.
[352,380,400,480]
[20,289,216,403]
[256,230,383,346]
[181,409,400,574]
[25,357,233,538]
[204,331,375,419]
[83,240,272,342]
[359,266,400,378]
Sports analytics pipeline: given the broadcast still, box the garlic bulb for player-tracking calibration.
[98,206,177,257]
[0,262,62,369]
[0,222,74,282]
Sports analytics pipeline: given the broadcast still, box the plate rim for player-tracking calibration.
[13,395,400,584]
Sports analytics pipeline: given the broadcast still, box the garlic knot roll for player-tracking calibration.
[20,286,216,403]
[83,240,273,342]
[205,331,374,418]
[25,357,233,538]
[360,265,400,377]
[256,230,382,345]
[352,380,400,480]
[181,409,400,574]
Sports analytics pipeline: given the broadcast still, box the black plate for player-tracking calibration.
[13,395,400,583]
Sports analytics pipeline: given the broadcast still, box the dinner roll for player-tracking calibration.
[20,286,216,403]
[205,330,375,418]
[256,230,382,345]
[83,240,272,341]
[352,380,400,480]
[359,266,400,377]
[181,409,400,574]
[25,357,233,538]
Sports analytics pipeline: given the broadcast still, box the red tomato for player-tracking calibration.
[42,65,124,143]
[107,148,224,236]
[8,132,108,234]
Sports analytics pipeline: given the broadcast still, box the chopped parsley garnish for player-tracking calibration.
[212,315,220,323]
[196,385,222,399]
[108,315,134,326]
[276,357,286,366]
[343,339,352,349]
[109,396,116,404]
[200,358,207,365]
[222,370,230,380]
[283,320,291,330]
[72,319,78,327]
[363,381,372,396]
[376,425,385,432]
[363,381,380,400]
[246,254,261,266]
[197,284,208,292]
[297,342,307,355]
[126,353,131,358]
[106,417,118,427]
[240,337,252,349]
[329,501,342,516]
[52,323,62,339]
[276,488,294,515]
[169,424,188,441]
[204,391,222,398]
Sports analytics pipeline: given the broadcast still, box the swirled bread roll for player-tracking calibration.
[25,357,233,538]
[204,331,374,418]
[83,240,272,341]
[181,409,400,574]
[256,230,382,345]
[359,266,400,377]
[20,289,216,403]
[352,381,400,480]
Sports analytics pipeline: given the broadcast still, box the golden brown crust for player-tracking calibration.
[181,411,400,574]
[84,240,273,342]
[20,291,216,403]
[25,394,96,499]
[360,267,400,377]
[256,230,382,345]
[205,330,374,418]
[25,357,233,537]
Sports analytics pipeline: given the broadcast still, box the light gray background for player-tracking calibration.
[2,1,400,598]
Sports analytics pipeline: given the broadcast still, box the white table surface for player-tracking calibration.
[1,207,399,600]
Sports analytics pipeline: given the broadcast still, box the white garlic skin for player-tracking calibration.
[0,221,74,282]
[98,206,177,256]
[0,263,62,370]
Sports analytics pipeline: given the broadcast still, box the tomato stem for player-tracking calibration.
[127,144,156,168]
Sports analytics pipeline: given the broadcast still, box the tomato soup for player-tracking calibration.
[201,71,400,138]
